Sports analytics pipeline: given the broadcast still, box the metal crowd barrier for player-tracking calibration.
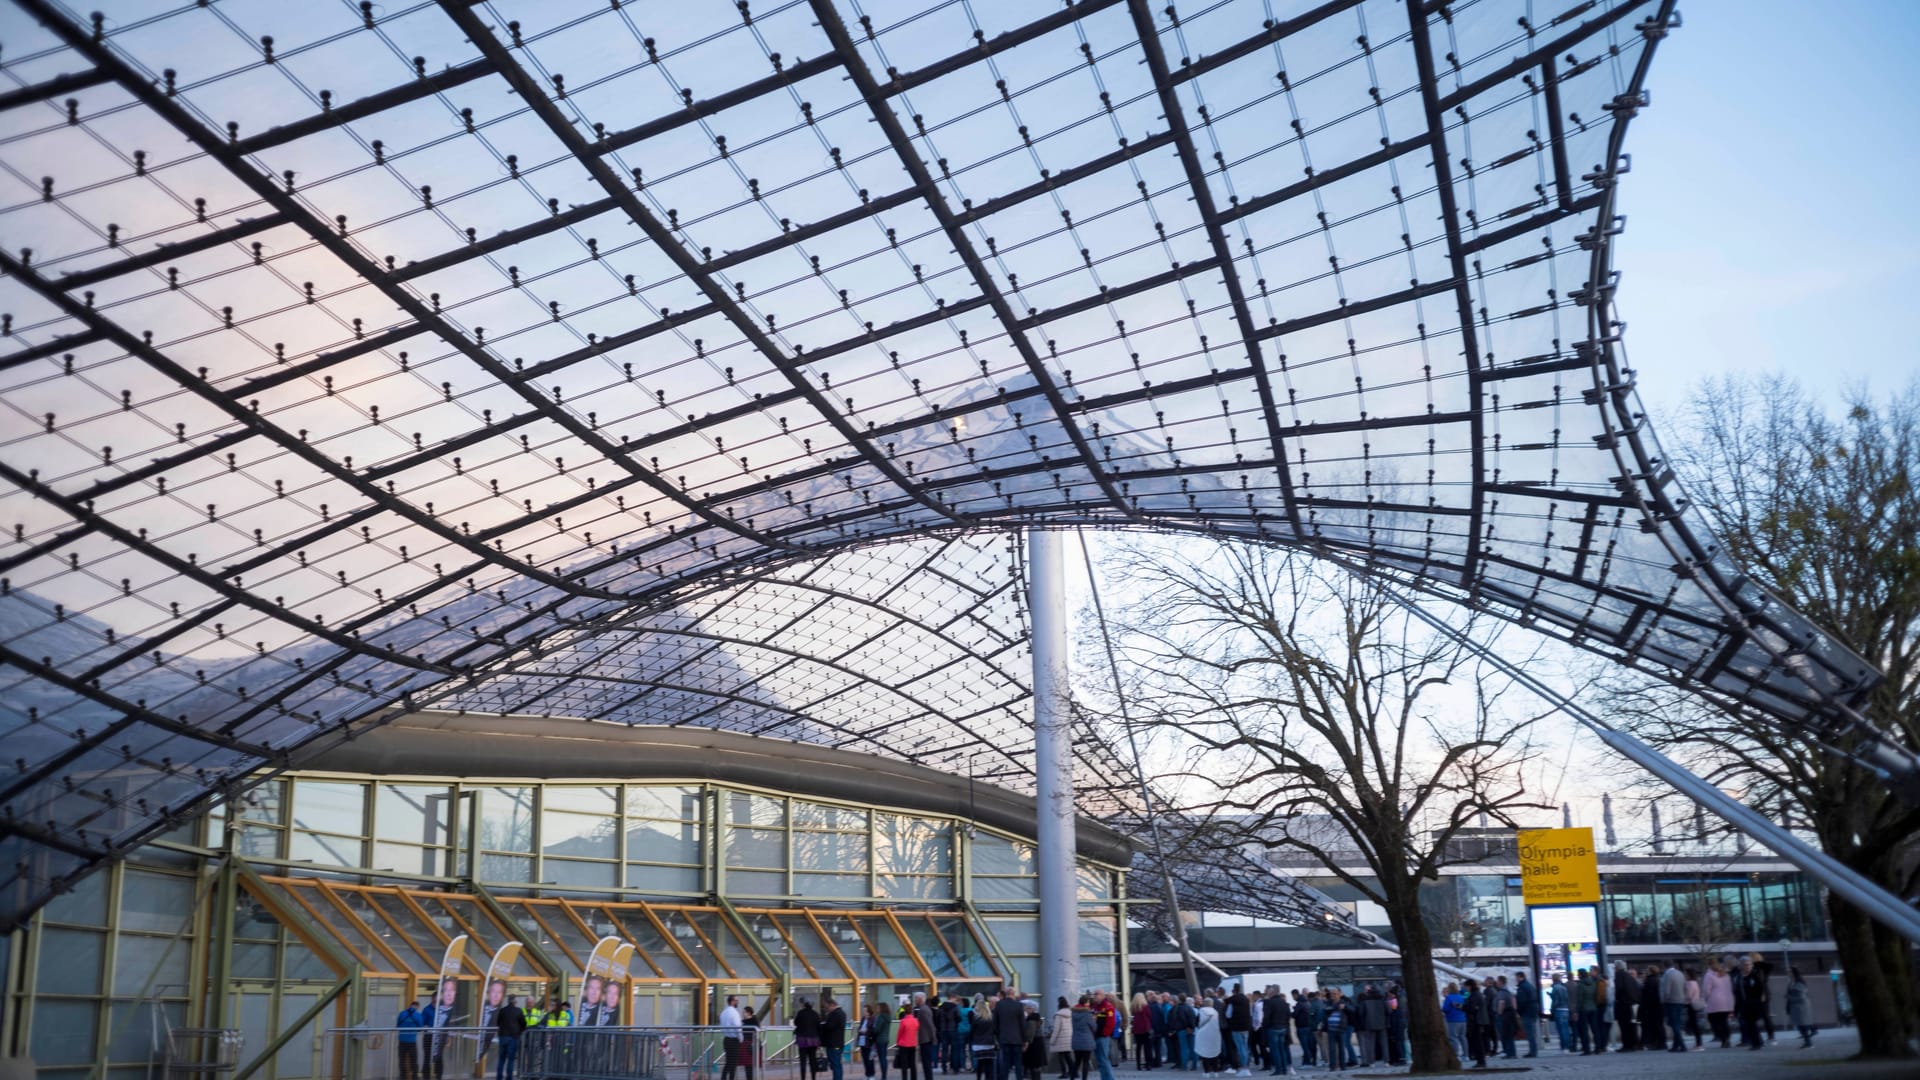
[327,1025,812,1080]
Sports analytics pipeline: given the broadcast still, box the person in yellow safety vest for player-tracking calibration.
[548,1000,573,1027]
[528,1000,546,1027]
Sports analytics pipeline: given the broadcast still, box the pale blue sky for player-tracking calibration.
[1619,1,1920,412]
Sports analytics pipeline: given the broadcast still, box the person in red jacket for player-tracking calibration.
[1090,992,1119,1080]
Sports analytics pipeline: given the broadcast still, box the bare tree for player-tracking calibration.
[1109,543,1554,1073]
[1607,376,1920,1058]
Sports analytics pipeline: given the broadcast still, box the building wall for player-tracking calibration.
[2,772,1130,1080]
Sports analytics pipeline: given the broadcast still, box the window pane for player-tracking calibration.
[113,934,189,996]
[372,842,445,876]
[728,793,786,827]
[120,870,194,933]
[543,811,617,860]
[290,831,365,868]
[973,876,1038,901]
[545,786,618,814]
[792,801,868,830]
[984,917,1038,955]
[478,788,535,853]
[878,874,953,900]
[291,781,366,836]
[236,780,286,827]
[31,1000,98,1065]
[480,853,533,884]
[110,1001,182,1062]
[41,869,108,926]
[793,831,868,873]
[627,819,702,865]
[375,785,453,846]
[1078,915,1117,956]
[726,827,787,869]
[544,858,618,888]
[792,872,869,898]
[627,785,703,821]
[233,942,277,980]
[876,816,952,875]
[36,927,104,994]
[627,864,704,894]
[971,834,1034,876]
[725,870,788,896]
[1076,866,1112,900]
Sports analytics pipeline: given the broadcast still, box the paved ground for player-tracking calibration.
[1108,1029,1920,1078]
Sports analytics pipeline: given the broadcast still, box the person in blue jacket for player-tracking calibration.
[396,1000,426,1080]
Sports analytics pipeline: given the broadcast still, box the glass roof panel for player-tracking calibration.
[853,916,923,980]
[0,0,1894,937]
[770,913,853,981]
[568,903,685,980]
[929,915,999,980]
[433,896,504,957]
[895,915,963,980]
[812,914,887,981]
[652,907,735,979]
[278,880,397,973]
[330,884,439,973]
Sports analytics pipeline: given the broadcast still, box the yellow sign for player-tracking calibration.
[1516,827,1600,905]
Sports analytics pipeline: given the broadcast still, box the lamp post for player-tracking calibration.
[1779,937,1791,979]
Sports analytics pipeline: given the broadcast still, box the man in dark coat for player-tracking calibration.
[1611,963,1640,1050]
[995,991,1029,1080]
[1462,980,1491,1070]
[1290,992,1315,1069]
[1512,973,1539,1058]
[937,996,962,1074]
[1356,985,1387,1066]
[1734,958,1768,1049]
[1222,985,1251,1073]
[822,996,849,1080]
[1638,967,1663,1052]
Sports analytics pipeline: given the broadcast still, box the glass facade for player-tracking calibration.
[3,773,1127,1080]
[1131,866,1835,962]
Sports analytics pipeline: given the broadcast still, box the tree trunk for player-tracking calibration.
[1869,915,1917,1043]
[1828,892,1918,1059]
[1383,894,1460,1073]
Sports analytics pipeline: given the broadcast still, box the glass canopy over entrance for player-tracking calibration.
[0,0,1892,933]
[243,873,1003,1023]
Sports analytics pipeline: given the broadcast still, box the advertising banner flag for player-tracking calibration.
[432,934,468,1025]
[480,940,523,1030]
[578,935,622,1026]
[601,943,635,1026]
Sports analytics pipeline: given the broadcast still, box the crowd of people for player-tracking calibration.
[444,950,1813,1079]
[1441,953,1814,1067]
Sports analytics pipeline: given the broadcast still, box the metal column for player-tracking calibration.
[1029,528,1080,1007]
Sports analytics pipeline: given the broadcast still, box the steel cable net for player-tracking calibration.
[0,0,1880,927]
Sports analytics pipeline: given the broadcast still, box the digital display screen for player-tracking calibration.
[1529,904,1601,945]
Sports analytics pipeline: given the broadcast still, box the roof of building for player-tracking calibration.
[0,0,1877,931]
